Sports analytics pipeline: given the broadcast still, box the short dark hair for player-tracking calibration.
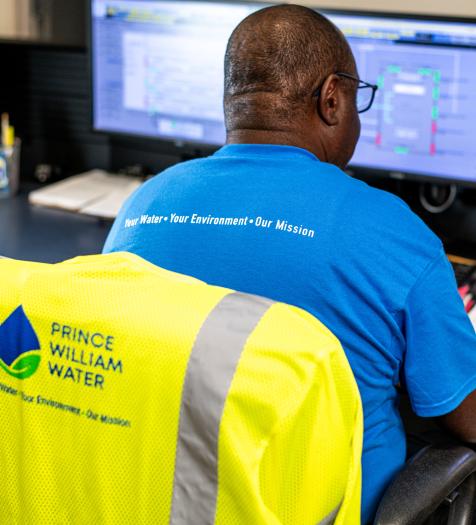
[224,4,354,131]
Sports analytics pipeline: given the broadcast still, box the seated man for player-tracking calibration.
[103,5,476,523]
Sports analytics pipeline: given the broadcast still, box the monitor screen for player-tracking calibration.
[325,12,476,184]
[91,2,476,184]
[91,0,269,146]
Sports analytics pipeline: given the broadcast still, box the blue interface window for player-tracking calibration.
[92,1,476,183]
[326,13,476,183]
[91,0,267,146]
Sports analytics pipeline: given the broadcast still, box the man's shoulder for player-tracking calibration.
[339,179,443,290]
[344,177,438,242]
[149,156,213,184]
[121,157,213,206]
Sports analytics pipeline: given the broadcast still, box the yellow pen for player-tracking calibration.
[6,126,14,147]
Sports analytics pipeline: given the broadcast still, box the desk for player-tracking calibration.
[0,191,111,263]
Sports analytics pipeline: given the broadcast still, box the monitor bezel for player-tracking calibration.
[88,1,476,186]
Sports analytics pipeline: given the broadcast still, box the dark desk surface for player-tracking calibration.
[0,191,112,263]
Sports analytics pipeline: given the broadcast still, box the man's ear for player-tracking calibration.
[317,74,341,126]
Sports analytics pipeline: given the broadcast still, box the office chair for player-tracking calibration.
[374,444,476,525]
[373,388,476,525]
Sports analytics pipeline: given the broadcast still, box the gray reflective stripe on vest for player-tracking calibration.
[169,292,274,525]
[318,504,340,525]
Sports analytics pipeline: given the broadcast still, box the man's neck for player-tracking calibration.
[226,129,325,161]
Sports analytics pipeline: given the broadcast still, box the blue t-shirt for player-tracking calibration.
[104,144,476,523]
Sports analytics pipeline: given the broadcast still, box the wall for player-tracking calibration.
[0,0,85,44]
[0,0,18,38]
[289,0,475,17]
[0,0,33,39]
[0,44,110,180]
[306,0,475,16]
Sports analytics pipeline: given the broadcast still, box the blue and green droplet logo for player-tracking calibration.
[0,306,41,379]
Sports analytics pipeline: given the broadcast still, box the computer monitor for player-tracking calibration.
[91,0,269,147]
[91,2,476,185]
[322,11,476,185]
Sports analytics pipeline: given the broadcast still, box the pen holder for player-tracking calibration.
[0,139,21,198]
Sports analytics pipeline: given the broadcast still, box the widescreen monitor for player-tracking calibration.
[325,11,476,185]
[91,1,476,185]
[91,0,269,146]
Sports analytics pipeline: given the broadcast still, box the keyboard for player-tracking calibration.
[447,254,476,328]
[448,254,476,287]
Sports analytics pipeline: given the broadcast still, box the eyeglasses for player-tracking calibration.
[313,72,378,114]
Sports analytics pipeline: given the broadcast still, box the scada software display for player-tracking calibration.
[91,1,476,184]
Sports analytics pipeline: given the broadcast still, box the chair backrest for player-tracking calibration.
[0,252,363,525]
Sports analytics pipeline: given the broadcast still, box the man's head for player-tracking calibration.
[224,4,360,168]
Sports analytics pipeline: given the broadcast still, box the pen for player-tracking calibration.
[1,113,9,147]
[6,126,14,147]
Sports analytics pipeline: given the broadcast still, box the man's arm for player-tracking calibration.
[438,390,476,444]
[403,249,476,432]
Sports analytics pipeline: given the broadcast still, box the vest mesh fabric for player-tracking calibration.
[0,252,362,524]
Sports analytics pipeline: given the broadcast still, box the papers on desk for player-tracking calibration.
[28,170,142,219]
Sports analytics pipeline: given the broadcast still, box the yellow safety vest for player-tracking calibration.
[0,252,362,524]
